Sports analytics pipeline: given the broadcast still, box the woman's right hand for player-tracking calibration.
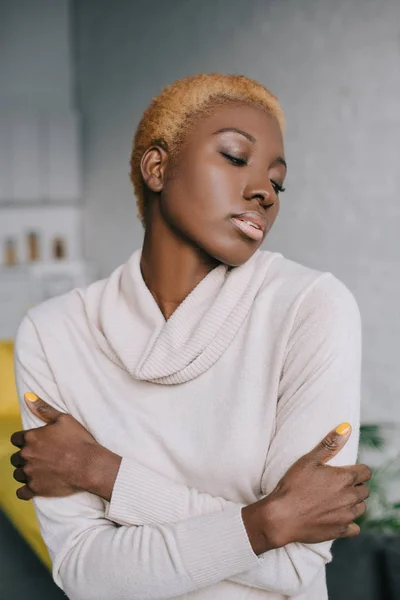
[253,423,372,550]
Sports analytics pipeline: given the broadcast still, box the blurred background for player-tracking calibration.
[0,1,399,598]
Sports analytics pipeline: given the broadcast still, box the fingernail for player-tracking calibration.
[25,392,39,403]
[336,422,351,435]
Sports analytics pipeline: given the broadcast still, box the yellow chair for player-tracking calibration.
[0,340,51,569]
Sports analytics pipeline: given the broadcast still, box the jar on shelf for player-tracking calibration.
[4,238,18,266]
[52,237,67,260]
[27,231,40,262]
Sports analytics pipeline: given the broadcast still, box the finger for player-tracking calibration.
[13,467,29,484]
[24,392,63,424]
[10,451,25,468]
[16,485,34,501]
[353,463,373,485]
[307,423,352,465]
[353,501,367,519]
[335,463,373,486]
[10,430,25,448]
[340,522,360,538]
[355,483,370,502]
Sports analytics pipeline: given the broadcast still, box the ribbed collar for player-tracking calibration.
[85,247,280,385]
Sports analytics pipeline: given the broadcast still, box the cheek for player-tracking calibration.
[165,158,238,221]
[204,162,239,196]
[192,159,243,220]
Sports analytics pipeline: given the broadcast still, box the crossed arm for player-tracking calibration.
[12,275,362,599]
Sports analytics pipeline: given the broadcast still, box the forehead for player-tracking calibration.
[186,103,284,150]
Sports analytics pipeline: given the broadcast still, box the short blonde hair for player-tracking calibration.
[130,73,285,227]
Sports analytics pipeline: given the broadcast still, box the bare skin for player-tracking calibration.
[10,102,372,555]
[139,103,285,319]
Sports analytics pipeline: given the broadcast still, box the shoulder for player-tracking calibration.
[14,276,107,356]
[257,250,361,332]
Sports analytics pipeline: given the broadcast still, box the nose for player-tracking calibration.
[243,180,275,207]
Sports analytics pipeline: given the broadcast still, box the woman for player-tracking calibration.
[10,73,370,600]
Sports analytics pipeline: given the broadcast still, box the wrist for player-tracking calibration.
[241,502,277,555]
[259,493,292,550]
[84,444,122,502]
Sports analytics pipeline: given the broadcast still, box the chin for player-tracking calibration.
[204,239,262,268]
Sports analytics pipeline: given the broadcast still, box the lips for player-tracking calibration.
[231,211,267,233]
[230,211,266,242]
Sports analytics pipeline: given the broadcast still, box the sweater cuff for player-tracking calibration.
[172,504,261,586]
[105,456,188,525]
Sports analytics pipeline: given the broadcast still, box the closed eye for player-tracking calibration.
[220,152,247,167]
[221,152,286,194]
[270,180,285,194]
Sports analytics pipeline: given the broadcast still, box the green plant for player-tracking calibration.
[356,424,400,535]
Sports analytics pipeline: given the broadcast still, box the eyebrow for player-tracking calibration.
[274,156,287,171]
[213,127,256,143]
[213,127,287,171]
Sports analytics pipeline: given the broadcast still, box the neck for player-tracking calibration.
[140,210,220,320]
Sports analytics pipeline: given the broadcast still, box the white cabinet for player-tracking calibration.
[0,110,81,203]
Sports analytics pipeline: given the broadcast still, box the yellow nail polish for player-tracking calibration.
[25,392,39,402]
[336,422,351,435]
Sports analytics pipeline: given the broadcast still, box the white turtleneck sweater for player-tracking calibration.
[14,246,362,600]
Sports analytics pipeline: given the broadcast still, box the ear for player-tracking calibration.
[140,145,169,193]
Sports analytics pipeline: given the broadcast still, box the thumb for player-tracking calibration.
[307,422,352,465]
[24,392,63,424]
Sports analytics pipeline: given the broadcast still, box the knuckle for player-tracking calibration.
[343,492,358,507]
[343,470,356,486]
[350,490,359,505]
[340,507,353,524]
[349,505,359,519]
[351,505,359,518]
[19,447,28,460]
[321,437,339,452]
[24,430,35,444]
[23,463,32,476]
[20,446,34,461]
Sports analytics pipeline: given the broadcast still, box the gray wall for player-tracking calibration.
[0,0,73,110]
[74,0,400,424]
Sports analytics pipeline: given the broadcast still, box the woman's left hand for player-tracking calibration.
[10,393,100,501]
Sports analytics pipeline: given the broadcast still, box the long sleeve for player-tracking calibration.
[13,316,261,600]
[105,273,363,597]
